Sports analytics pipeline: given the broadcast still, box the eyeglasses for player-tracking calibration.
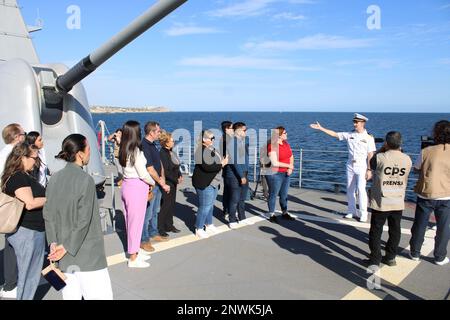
[353,120,363,124]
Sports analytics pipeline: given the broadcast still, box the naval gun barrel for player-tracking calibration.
[56,0,187,93]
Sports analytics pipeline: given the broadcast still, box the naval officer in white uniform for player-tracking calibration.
[310,114,376,222]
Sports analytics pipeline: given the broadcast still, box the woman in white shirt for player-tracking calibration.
[118,121,155,268]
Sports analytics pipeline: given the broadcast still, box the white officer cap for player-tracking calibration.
[353,113,368,122]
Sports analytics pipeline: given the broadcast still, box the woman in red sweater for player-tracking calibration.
[266,127,296,223]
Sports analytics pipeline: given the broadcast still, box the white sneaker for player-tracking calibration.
[262,212,273,219]
[195,228,210,239]
[128,259,150,268]
[0,287,17,299]
[344,213,354,219]
[205,224,219,235]
[139,248,151,256]
[359,215,368,223]
[229,222,239,229]
[137,254,151,262]
[435,257,449,266]
[241,219,255,226]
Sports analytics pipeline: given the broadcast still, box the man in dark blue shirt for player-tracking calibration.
[223,122,251,229]
[141,122,171,250]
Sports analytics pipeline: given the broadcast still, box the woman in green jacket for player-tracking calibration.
[43,134,113,300]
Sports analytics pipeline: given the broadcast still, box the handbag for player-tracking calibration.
[0,189,24,234]
[42,261,67,291]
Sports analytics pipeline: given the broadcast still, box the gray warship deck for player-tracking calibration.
[1,163,449,300]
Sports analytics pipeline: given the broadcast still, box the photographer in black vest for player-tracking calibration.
[366,131,412,267]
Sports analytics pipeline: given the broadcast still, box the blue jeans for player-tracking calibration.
[142,186,162,242]
[410,198,450,262]
[7,227,45,300]
[225,176,248,223]
[195,186,218,230]
[267,172,290,214]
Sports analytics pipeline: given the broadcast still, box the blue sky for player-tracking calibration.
[19,0,450,112]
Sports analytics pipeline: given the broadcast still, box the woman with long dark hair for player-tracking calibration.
[1,143,46,300]
[410,120,450,266]
[43,134,113,299]
[119,121,155,268]
[26,131,49,187]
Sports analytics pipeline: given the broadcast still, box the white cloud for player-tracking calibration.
[273,12,306,20]
[244,34,374,51]
[335,59,398,69]
[288,0,316,3]
[179,55,319,71]
[209,0,315,18]
[209,0,276,17]
[165,24,222,36]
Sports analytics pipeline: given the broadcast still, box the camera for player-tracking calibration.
[421,136,435,149]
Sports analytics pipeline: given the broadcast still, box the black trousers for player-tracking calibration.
[225,175,249,223]
[2,236,18,291]
[222,177,229,213]
[158,182,177,232]
[369,209,403,264]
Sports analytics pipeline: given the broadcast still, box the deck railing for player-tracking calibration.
[97,121,420,198]
[173,145,420,198]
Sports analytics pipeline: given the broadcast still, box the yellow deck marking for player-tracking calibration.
[106,211,414,267]
[106,216,265,267]
[104,209,438,300]
[342,230,436,300]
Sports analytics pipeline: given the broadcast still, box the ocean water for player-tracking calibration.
[92,112,449,199]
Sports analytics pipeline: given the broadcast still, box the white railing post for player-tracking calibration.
[111,172,116,231]
[99,120,106,164]
[299,149,303,189]
[188,144,192,175]
[253,146,257,183]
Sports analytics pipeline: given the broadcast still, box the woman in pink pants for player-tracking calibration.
[119,121,155,268]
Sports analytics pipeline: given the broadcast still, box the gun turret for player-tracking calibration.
[0,0,187,185]
[56,0,187,93]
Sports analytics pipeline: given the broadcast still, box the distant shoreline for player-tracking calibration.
[90,106,171,114]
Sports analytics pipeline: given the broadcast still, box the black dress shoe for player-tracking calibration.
[169,226,181,233]
[269,215,278,223]
[381,257,397,267]
[281,213,295,221]
[160,231,170,237]
[362,259,380,268]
